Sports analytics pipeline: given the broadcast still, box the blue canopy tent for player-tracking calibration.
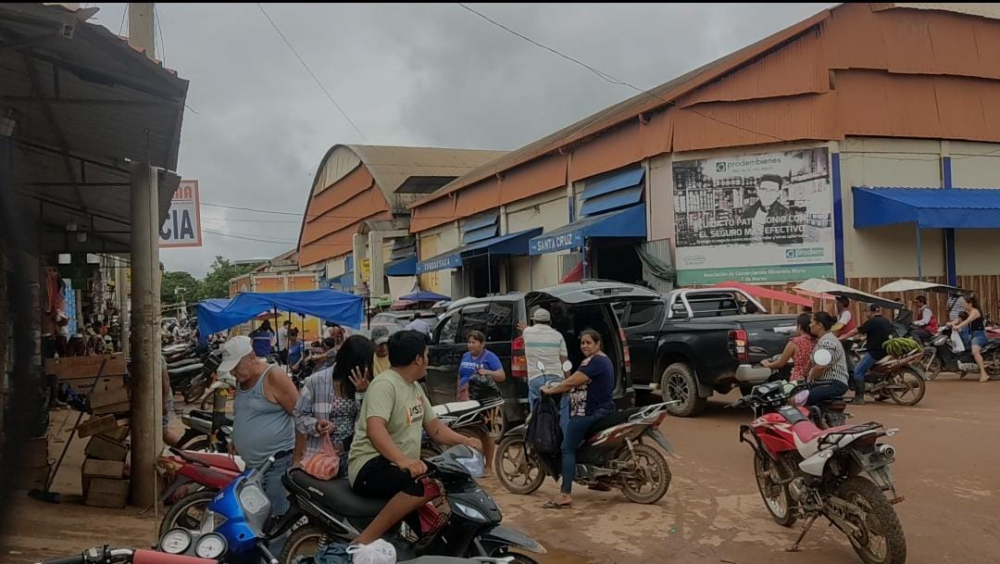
[197,289,365,341]
[399,290,450,302]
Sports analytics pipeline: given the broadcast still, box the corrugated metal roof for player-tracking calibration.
[409,7,834,210]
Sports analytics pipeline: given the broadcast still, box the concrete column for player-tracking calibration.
[127,4,155,59]
[368,231,385,296]
[352,233,366,289]
[129,162,162,507]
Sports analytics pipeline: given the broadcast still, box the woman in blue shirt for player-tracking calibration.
[457,330,505,477]
[249,320,275,359]
[542,329,615,508]
[287,328,305,371]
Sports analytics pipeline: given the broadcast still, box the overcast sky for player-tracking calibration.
[90,3,834,276]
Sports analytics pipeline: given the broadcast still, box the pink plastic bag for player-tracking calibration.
[303,433,340,480]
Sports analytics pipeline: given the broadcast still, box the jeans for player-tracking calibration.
[258,454,291,518]
[971,330,989,349]
[807,380,850,405]
[853,353,876,393]
[560,412,607,495]
[529,375,569,434]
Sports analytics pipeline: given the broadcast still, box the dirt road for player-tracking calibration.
[3,376,998,564]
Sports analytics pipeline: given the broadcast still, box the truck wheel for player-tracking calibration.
[661,363,707,417]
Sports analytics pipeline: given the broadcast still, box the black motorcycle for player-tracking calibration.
[275,445,545,564]
[923,326,1000,380]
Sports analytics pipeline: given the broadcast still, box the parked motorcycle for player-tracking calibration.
[762,355,849,429]
[922,326,1000,380]
[34,546,216,564]
[494,361,676,505]
[176,408,232,453]
[422,396,505,459]
[277,445,545,564]
[157,446,243,537]
[733,356,906,564]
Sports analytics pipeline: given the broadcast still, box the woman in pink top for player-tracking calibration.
[762,313,816,381]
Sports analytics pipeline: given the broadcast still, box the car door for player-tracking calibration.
[425,309,463,405]
[622,300,666,388]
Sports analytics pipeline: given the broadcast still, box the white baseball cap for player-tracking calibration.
[217,335,253,374]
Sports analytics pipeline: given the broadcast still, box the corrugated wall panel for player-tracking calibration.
[569,121,643,182]
[822,4,889,74]
[673,93,835,152]
[301,185,389,246]
[638,109,673,159]
[499,154,566,203]
[410,196,457,232]
[455,179,501,218]
[307,165,378,219]
[680,29,827,107]
[300,210,393,266]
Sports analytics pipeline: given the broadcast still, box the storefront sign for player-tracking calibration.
[529,230,582,255]
[415,253,462,274]
[673,147,834,285]
[160,180,202,248]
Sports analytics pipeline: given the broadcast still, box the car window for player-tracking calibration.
[459,304,489,341]
[626,302,662,328]
[686,293,742,317]
[486,302,515,342]
[436,312,460,344]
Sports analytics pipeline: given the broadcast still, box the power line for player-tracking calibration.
[455,3,786,143]
[118,6,127,36]
[254,3,368,141]
[203,201,304,217]
[153,4,166,65]
[203,228,297,245]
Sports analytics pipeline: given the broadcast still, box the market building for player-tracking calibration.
[409,3,1000,310]
[296,144,505,300]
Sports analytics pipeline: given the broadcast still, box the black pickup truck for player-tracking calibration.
[619,288,798,417]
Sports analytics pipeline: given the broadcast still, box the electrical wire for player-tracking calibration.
[154,4,166,65]
[203,228,297,245]
[254,3,367,141]
[118,6,127,36]
[455,3,787,142]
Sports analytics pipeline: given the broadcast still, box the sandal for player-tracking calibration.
[542,500,572,509]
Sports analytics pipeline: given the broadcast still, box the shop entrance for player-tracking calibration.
[591,241,643,285]
[464,254,503,297]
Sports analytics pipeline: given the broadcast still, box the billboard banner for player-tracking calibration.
[673,147,834,285]
[160,180,202,248]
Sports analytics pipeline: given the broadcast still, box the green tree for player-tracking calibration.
[161,270,202,305]
[200,256,261,299]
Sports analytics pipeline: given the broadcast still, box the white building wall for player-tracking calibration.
[417,222,459,297]
[949,141,1000,275]
[505,189,569,291]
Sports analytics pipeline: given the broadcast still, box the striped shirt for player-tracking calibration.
[815,333,850,386]
[293,366,363,459]
[947,296,966,322]
[523,324,568,380]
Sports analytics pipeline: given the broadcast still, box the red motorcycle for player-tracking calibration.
[34,546,215,564]
[157,447,242,537]
[733,373,906,564]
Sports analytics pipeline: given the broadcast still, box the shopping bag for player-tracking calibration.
[303,432,340,480]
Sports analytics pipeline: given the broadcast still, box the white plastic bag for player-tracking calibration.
[346,540,396,564]
[950,330,966,353]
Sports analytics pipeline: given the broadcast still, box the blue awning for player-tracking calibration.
[529,204,647,255]
[582,167,644,200]
[854,187,1000,229]
[385,255,417,276]
[581,185,644,216]
[197,289,364,337]
[416,227,543,273]
[461,211,499,244]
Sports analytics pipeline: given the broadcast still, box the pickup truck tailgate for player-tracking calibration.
[737,315,799,362]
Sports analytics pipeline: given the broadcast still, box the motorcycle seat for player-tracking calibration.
[189,410,234,426]
[286,470,384,518]
[589,407,644,434]
[173,449,243,473]
[168,363,203,377]
[818,398,848,410]
[431,400,480,418]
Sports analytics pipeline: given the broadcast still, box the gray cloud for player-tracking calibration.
[91,3,833,275]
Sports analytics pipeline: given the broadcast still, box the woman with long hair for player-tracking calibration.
[762,313,816,381]
[293,335,373,475]
[949,295,991,382]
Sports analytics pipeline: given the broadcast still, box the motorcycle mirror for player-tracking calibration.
[812,348,833,367]
[562,360,573,372]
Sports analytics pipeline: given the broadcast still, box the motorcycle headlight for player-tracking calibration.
[194,533,228,559]
[451,501,487,522]
[238,483,270,515]
[160,528,192,554]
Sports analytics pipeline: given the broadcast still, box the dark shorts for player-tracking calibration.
[352,456,427,499]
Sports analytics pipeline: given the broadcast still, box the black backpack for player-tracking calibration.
[527,394,563,456]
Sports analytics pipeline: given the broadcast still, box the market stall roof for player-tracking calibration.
[794,278,903,309]
[385,255,417,277]
[710,280,813,308]
[399,290,450,302]
[1,3,188,253]
[197,289,364,337]
[528,204,646,255]
[853,187,1000,229]
[416,227,542,274]
[875,280,968,294]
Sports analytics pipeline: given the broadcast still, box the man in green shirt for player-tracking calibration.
[349,330,482,546]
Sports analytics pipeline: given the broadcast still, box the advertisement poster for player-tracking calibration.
[160,179,202,248]
[673,147,834,285]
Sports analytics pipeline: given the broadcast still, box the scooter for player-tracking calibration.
[157,446,244,537]
[277,446,545,563]
[922,326,1000,380]
[494,360,677,505]
[422,396,505,458]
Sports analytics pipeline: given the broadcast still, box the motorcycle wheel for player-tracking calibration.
[158,490,215,539]
[184,381,206,404]
[752,453,797,527]
[280,524,327,564]
[923,356,943,380]
[986,348,1000,379]
[618,443,671,505]
[836,477,906,564]
[495,436,544,495]
[888,368,925,406]
[179,436,224,453]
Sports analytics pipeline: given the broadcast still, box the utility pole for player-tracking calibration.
[127,2,160,508]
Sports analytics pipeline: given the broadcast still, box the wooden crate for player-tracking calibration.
[98,419,130,442]
[82,458,126,489]
[83,477,129,508]
[91,401,130,416]
[85,435,128,462]
[89,377,130,410]
[76,415,118,438]
[45,353,127,380]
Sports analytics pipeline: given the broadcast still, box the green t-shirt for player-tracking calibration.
[348,369,437,485]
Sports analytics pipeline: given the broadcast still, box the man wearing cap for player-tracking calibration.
[219,335,300,516]
[519,308,570,417]
[371,326,392,377]
[404,318,431,337]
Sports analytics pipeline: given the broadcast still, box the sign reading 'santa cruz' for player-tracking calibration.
[160,180,202,248]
